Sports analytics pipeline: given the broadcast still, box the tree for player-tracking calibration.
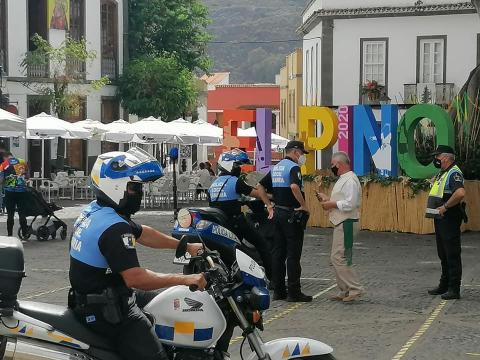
[128,0,212,72]
[117,56,198,120]
[21,34,108,118]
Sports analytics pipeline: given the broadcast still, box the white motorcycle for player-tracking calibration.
[0,232,335,360]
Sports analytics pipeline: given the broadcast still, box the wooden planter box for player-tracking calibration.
[304,180,480,235]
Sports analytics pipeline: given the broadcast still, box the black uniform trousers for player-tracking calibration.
[4,191,28,237]
[434,212,462,292]
[74,290,168,360]
[271,208,304,295]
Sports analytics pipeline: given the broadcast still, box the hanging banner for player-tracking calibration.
[48,0,69,31]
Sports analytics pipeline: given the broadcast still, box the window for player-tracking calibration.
[362,40,387,85]
[477,34,480,66]
[101,0,118,78]
[70,0,85,41]
[310,46,314,105]
[305,50,309,104]
[418,36,446,84]
[0,0,6,73]
[101,97,119,152]
[315,43,319,104]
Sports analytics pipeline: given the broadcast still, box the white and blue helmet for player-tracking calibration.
[90,147,163,208]
[217,148,251,175]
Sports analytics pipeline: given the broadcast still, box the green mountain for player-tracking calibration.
[204,0,309,83]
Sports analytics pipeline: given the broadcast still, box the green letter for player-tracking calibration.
[397,104,454,179]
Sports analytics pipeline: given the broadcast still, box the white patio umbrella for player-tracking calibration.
[102,119,135,143]
[131,116,173,143]
[166,118,202,144]
[76,119,109,138]
[26,112,92,177]
[193,119,222,144]
[238,127,289,148]
[0,108,25,136]
[76,119,110,174]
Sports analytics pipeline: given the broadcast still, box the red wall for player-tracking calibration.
[207,85,280,123]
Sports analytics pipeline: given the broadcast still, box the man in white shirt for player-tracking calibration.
[317,152,364,302]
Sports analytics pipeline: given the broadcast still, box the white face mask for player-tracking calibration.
[298,154,306,166]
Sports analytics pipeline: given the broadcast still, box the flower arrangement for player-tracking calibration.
[362,80,385,101]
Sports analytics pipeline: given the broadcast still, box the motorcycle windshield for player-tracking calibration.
[235,249,266,287]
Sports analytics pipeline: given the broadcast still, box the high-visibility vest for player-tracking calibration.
[425,165,463,218]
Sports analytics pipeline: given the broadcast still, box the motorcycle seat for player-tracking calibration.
[17,300,114,351]
[192,207,230,228]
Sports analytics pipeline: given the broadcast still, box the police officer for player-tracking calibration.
[426,145,466,300]
[259,140,312,302]
[208,149,274,278]
[0,152,28,236]
[69,148,206,360]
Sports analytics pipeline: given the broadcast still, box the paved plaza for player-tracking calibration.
[1,202,479,360]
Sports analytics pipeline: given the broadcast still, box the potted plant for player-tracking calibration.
[362,80,385,102]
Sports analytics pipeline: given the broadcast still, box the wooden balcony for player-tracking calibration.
[66,57,86,80]
[26,52,49,78]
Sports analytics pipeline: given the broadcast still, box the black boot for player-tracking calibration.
[441,288,460,300]
[287,291,312,303]
[272,291,287,301]
[428,286,448,296]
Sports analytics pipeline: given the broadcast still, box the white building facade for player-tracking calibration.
[299,0,479,167]
[0,0,126,175]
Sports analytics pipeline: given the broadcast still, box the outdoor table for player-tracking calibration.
[69,176,90,200]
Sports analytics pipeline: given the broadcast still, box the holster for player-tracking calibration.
[71,287,133,325]
[288,210,310,229]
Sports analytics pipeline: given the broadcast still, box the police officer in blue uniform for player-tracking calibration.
[69,148,206,360]
[208,149,274,279]
[426,145,466,300]
[259,141,312,302]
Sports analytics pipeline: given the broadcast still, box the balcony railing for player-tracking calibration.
[101,55,117,79]
[26,52,49,78]
[66,57,86,80]
[404,83,455,105]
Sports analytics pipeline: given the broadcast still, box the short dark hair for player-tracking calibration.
[205,162,212,168]
[199,162,205,169]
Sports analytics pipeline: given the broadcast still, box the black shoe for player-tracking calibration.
[273,292,287,301]
[428,286,448,296]
[287,292,313,302]
[441,290,460,300]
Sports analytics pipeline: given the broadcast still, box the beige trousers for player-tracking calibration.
[331,222,364,296]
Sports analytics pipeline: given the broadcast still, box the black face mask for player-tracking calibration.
[331,166,339,177]
[231,166,241,177]
[433,158,442,169]
[118,193,143,217]
[118,183,143,216]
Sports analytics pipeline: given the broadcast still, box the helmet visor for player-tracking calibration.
[126,147,157,165]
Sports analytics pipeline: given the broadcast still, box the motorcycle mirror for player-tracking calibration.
[175,235,189,259]
[177,208,193,228]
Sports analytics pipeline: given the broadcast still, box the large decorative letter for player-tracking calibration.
[255,108,272,173]
[353,105,398,177]
[397,104,454,179]
[337,106,354,168]
[223,109,257,150]
[298,106,339,174]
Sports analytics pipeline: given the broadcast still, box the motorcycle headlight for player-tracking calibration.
[249,286,270,311]
[195,220,212,230]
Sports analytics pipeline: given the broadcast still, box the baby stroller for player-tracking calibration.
[17,187,68,242]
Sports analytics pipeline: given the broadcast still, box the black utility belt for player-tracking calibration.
[275,205,295,211]
[72,288,133,306]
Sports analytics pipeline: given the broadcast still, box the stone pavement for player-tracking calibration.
[0,203,478,360]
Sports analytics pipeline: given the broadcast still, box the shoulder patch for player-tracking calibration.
[453,173,463,183]
[122,234,136,249]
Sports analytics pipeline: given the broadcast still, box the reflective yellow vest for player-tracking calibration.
[425,165,463,219]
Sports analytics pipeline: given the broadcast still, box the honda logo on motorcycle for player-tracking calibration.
[183,298,204,312]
